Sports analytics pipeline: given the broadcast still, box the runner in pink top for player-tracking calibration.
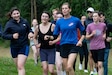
[86,11,106,75]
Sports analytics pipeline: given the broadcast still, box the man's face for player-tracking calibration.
[93,13,100,22]
[52,10,58,21]
[87,11,93,18]
[100,14,105,22]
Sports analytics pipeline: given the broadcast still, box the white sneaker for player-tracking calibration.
[79,64,83,70]
[63,71,66,75]
[84,69,88,73]
[90,71,94,75]
[94,68,97,73]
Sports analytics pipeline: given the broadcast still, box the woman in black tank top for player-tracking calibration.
[33,11,57,75]
[38,23,55,49]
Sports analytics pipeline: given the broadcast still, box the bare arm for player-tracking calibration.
[33,25,39,44]
[49,24,61,45]
[76,35,85,47]
[86,30,96,40]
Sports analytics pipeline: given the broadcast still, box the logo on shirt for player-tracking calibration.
[68,22,74,26]
[23,24,26,27]
[95,29,101,36]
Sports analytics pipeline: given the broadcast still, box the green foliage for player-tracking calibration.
[0,0,112,46]
[0,0,30,26]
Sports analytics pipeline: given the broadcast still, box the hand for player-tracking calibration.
[44,35,50,40]
[102,34,106,40]
[28,32,34,40]
[49,36,54,40]
[76,41,82,47]
[106,37,112,42]
[49,41,55,45]
[13,33,19,39]
[92,30,96,36]
[35,43,41,49]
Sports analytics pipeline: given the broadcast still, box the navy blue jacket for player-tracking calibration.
[2,18,33,48]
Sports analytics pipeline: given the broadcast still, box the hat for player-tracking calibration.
[87,7,94,12]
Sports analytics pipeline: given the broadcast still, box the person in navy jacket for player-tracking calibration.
[2,7,33,75]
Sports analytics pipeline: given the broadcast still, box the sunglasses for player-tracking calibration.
[87,11,92,13]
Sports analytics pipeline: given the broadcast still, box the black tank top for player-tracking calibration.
[38,23,55,49]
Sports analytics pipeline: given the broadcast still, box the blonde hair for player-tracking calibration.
[52,8,59,13]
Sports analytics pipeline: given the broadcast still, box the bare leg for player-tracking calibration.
[42,61,48,75]
[62,58,68,75]
[17,54,27,75]
[31,46,39,64]
[89,51,94,72]
[48,64,55,75]
[55,52,63,75]
[67,53,77,75]
[98,61,103,75]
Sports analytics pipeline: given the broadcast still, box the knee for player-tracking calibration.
[98,64,103,69]
[17,64,24,70]
[34,51,38,55]
[43,67,48,73]
[49,69,54,74]
[66,65,73,72]
[56,63,62,71]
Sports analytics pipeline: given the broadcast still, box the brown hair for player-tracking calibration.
[6,7,20,19]
[61,2,71,9]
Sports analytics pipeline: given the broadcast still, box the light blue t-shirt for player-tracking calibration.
[30,27,38,46]
[53,16,85,45]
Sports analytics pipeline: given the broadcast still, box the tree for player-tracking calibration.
[31,0,37,22]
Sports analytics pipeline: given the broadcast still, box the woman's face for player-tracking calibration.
[32,19,38,27]
[11,10,20,21]
[61,4,71,16]
[41,13,49,23]
[81,16,86,22]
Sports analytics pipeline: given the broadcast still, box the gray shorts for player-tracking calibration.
[40,48,56,64]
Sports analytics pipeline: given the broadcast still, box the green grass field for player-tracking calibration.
[0,47,112,75]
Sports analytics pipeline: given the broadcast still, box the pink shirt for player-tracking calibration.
[86,22,106,50]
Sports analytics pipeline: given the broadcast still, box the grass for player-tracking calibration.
[0,57,42,75]
[0,47,112,75]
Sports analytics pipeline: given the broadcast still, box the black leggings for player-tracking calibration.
[79,42,89,69]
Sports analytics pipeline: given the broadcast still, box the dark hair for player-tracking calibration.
[10,7,20,14]
[99,12,105,16]
[56,11,63,16]
[93,11,100,16]
[6,7,20,19]
[42,11,51,18]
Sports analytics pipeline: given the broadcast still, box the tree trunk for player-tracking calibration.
[34,0,37,19]
[31,0,34,22]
